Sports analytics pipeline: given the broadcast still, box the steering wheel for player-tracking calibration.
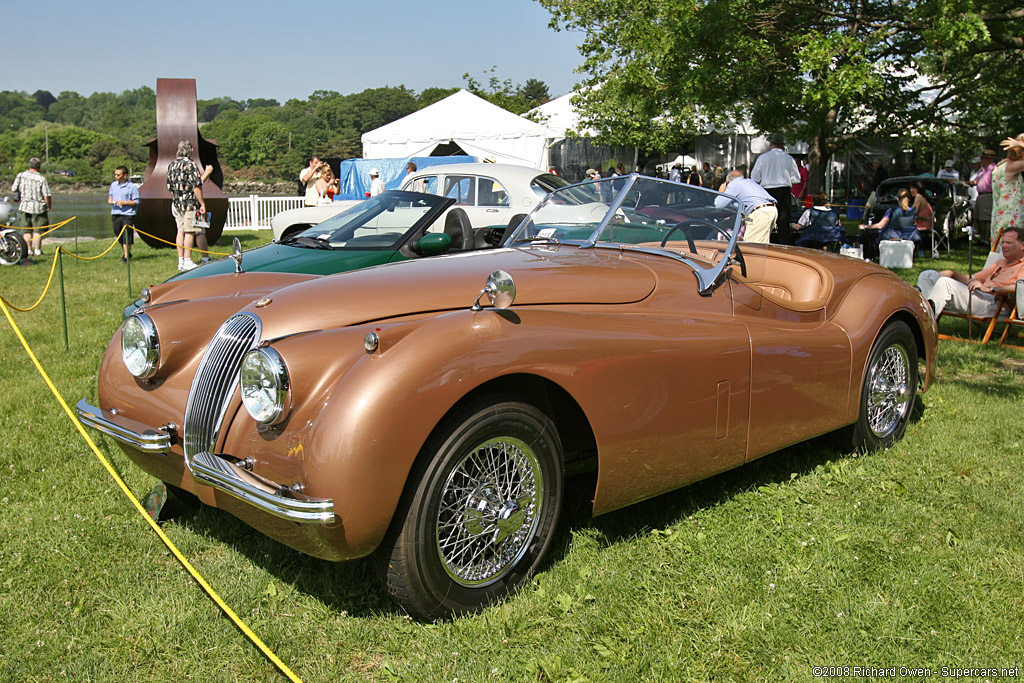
[659,219,747,278]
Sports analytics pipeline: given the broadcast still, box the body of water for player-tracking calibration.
[37,193,258,243]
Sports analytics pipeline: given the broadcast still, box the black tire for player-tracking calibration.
[0,229,28,266]
[382,398,564,621]
[847,321,918,451]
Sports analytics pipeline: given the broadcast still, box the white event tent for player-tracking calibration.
[361,89,558,169]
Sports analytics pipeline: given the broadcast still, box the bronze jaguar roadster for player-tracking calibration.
[78,175,936,620]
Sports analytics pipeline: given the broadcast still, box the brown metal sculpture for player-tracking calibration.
[136,78,227,248]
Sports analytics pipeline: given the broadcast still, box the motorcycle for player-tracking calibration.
[0,197,29,266]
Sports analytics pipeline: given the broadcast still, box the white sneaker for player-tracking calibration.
[181,259,198,271]
[200,257,211,264]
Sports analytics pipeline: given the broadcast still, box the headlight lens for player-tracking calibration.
[239,347,290,425]
[121,314,159,378]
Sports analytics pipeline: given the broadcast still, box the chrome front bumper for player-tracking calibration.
[76,399,336,524]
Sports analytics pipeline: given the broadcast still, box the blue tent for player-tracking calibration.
[334,156,475,200]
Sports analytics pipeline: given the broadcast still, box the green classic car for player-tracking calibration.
[125,190,513,316]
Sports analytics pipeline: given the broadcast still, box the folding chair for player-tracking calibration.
[937,252,1013,344]
[997,279,1024,350]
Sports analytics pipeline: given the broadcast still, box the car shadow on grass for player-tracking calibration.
[159,497,399,618]
[555,396,929,556]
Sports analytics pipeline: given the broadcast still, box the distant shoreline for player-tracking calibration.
[3,179,297,196]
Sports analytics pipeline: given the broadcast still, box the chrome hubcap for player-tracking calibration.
[867,344,911,438]
[436,437,543,586]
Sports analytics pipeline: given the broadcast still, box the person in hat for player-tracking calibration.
[968,149,997,243]
[937,159,960,181]
[368,168,385,197]
[750,133,800,245]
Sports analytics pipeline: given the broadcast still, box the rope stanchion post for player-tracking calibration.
[57,247,68,351]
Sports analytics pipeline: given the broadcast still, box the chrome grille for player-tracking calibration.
[183,313,260,459]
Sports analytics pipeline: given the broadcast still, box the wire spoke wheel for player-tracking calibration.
[436,437,543,586]
[383,398,563,621]
[846,320,918,451]
[867,344,911,438]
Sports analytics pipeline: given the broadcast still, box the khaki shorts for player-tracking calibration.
[19,211,49,231]
[172,206,203,235]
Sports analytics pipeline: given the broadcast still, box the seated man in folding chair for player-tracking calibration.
[917,227,1024,320]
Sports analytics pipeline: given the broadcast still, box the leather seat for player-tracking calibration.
[444,208,474,251]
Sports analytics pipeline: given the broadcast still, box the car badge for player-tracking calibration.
[255,298,272,308]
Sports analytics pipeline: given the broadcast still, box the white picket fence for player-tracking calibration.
[225,195,304,229]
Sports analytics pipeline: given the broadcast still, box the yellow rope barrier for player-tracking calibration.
[0,248,61,312]
[132,225,232,258]
[0,226,129,310]
[0,298,304,683]
[6,216,78,238]
[61,226,130,262]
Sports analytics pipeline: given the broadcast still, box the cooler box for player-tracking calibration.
[879,239,915,269]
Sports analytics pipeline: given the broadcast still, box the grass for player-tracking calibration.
[1,233,1023,681]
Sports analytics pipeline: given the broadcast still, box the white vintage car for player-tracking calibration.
[270,163,568,242]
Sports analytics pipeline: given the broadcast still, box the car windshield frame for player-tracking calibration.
[282,191,453,251]
[505,174,747,295]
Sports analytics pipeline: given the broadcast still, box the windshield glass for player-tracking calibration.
[506,176,753,292]
[509,176,742,247]
[530,173,571,199]
[287,191,448,250]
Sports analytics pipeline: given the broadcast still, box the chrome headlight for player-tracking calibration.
[121,314,159,378]
[239,347,290,425]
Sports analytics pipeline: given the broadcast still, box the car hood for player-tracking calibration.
[169,242,398,280]
[236,246,658,336]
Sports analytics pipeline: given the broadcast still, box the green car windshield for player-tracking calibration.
[282,191,451,250]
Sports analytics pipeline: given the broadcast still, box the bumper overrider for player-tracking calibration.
[76,399,335,524]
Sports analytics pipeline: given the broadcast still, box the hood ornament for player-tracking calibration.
[471,270,516,311]
[231,237,244,273]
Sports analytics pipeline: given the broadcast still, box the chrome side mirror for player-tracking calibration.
[471,270,516,310]
[231,237,244,273]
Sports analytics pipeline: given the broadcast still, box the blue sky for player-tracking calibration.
[3,0,584,102]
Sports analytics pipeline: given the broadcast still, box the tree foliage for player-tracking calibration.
[538,0,1024,191]
[463,68,552,113]
[1,72,554,182]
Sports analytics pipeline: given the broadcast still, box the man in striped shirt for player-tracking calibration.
[10,157,51,257]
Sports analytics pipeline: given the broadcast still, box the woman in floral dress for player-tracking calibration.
[992,134,1024,251]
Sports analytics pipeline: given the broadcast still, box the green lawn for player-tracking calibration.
[1,233,1022,681]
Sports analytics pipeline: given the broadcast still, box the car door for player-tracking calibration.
[441,174,512,229]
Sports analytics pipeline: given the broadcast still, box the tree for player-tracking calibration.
[463,68,537,114]
[538,0,1024,192]
[518,78,551,106]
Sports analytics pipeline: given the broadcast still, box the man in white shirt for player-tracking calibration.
[369,168,386,197]
[751,134,800,245]
[937,159,960,181]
